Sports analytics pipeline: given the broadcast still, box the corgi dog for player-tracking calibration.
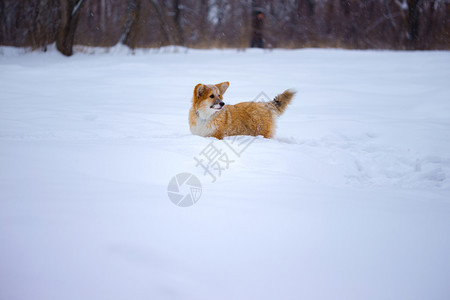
[189,82,295,139]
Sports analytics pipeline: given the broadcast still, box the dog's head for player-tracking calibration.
[192,82,229,119]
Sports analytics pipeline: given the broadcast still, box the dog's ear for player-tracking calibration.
[216,82,229,95]
[194,83,205,99]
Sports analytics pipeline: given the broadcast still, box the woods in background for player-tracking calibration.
[1,0,449,56]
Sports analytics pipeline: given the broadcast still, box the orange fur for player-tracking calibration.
[189,82,295,139]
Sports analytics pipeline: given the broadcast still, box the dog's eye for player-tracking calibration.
[210,94,214,98]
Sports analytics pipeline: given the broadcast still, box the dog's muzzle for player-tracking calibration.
[211,101,225,110]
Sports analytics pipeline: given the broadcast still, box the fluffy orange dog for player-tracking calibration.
[189,82,295,139]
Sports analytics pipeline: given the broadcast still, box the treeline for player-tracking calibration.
[1,0,449,56]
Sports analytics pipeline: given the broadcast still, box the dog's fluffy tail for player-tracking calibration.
[271,89,296,116]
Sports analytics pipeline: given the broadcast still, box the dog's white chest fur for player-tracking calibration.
[190,117,215,137]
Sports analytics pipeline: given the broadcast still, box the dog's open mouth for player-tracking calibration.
[210,104,223,110]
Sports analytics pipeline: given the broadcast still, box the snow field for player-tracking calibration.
[1,47,450,300]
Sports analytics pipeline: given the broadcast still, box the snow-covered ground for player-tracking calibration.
[1,47,450,300]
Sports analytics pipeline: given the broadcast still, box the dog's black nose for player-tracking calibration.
[219,101,225,107]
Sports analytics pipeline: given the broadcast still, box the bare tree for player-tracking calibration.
[120,0,141,48]
[149,0,172,45]
[407,0,420,46]
[56,0,86,56]
[173,0,185,45]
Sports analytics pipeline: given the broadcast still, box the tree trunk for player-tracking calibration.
[149,0,171,45]
[198,0,209,42]
[407,0,420,47]
[57,0,86,56]
[173,0,185,45]
[120,0,141,49]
